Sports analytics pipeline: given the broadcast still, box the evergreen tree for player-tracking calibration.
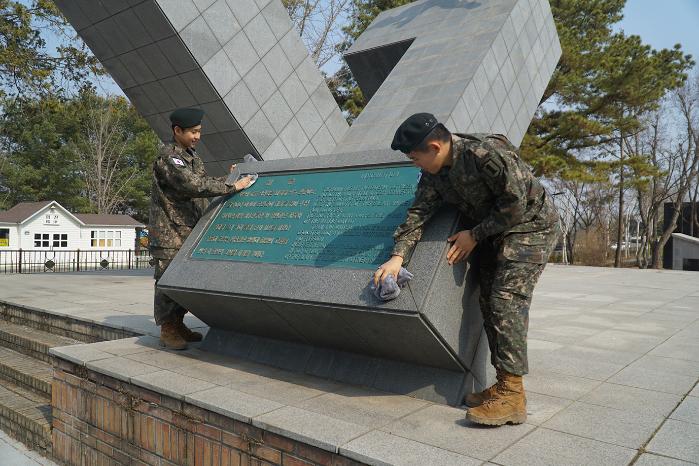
[0,92,159,220]
[521,0,693,178]
[0,0,100,97]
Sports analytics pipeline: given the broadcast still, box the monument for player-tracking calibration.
[53,0,349,174]
[54,0,561,406]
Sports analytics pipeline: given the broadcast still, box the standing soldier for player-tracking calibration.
[374,113,560,426]
[150,108,254,350]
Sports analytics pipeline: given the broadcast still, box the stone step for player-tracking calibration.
[0,320,80,364]
[0,346,53,397]
[0,379,51,453]
[0,300,139,343]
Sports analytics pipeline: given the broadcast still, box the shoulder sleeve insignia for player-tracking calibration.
[170,157,186,167]
[483,158,503,178]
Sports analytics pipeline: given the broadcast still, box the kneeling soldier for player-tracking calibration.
[149,108,254,350]
[375,113,560,426]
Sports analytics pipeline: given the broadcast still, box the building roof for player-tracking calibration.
[0,201,52,223]
[0,201,143,227]
[74,214,143,227]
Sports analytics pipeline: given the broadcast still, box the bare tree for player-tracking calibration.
[71,98,139,214]
[650,76,699,268]
[283,0,352,68]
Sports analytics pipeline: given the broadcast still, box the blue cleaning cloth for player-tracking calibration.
[370,267,414,301]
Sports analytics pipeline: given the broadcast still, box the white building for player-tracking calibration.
[0,201,146,271]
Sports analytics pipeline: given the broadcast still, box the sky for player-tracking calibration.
[617,0,699,66]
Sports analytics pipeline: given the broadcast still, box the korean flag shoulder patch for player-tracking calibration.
[170,157,186,167]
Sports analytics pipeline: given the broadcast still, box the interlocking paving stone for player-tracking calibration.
[292,385,429,429]
[84,336,160,356]
[48,345,113,366]
[608,365,698,396]
[492,427,636,466]
[131,370,216,400]
[226,373,341,405]
[524,371,602,400]
[542,401,666,449]
[170,360,257,385]
[577,329,667,354]
[185,385,283,423]
[646,419,699,463]
[524,392,573,426]
[85,357,160,382]
[379,404,535,461]
[634,452,697,465]
[528,349,627,381]
[125,348,207,370]
[341,430,481,466]
[670,396,699,425]
[253,406,371,452]
[626,355,699,377]
[650,339,699,362]
[580,383,683,417]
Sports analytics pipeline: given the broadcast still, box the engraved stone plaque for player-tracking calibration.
[158,151,486,406]
[192,166,419,268]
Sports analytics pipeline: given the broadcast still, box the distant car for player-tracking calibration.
[610,241,639,250]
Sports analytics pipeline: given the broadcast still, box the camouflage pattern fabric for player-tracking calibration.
[474,241,549,375]
[392,133,561,375]
[149,143,236,260]
[392,133,560,263]
[153,258,187,325]
[149,142,236,324]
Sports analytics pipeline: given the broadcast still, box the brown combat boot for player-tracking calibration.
[466,371,526,426]
[175,319,203,342]
[159,322,188,350]
[464,369,504,408]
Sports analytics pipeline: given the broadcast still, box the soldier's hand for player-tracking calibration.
[446,230,477,265]
[373,255,403,286]
[234,175,255,191]
[229,164,237,173]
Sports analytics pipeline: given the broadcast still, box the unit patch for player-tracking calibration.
[483,158,503,178]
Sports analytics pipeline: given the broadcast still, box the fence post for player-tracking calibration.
[18,249,22,274]
[77,249,80,272]
[128,249,132,270]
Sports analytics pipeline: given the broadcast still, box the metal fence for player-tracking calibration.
[0,249,153,274]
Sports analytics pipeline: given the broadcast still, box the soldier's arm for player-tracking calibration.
[154,156,237,198]
[470,146,528,242]
[391,174,443,260]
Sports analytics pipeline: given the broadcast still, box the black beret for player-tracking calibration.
[169,108,205,129]
[391,112,440,153]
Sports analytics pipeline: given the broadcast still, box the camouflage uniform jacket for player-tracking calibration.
[149,143,236,259]
[392,133,560,263]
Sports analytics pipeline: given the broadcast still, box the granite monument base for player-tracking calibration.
[159,150,491,406]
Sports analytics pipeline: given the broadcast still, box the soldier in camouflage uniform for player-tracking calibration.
[150,108,254,350]
[375,113,560,426]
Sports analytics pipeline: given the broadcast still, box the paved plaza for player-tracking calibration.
[1,265,698,465]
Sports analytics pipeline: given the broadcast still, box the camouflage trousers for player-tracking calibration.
[153,258,187,326]
[475,245,547,376]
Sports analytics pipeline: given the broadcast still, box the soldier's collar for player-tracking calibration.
[450,135,465,163]
[170,142,195,161]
